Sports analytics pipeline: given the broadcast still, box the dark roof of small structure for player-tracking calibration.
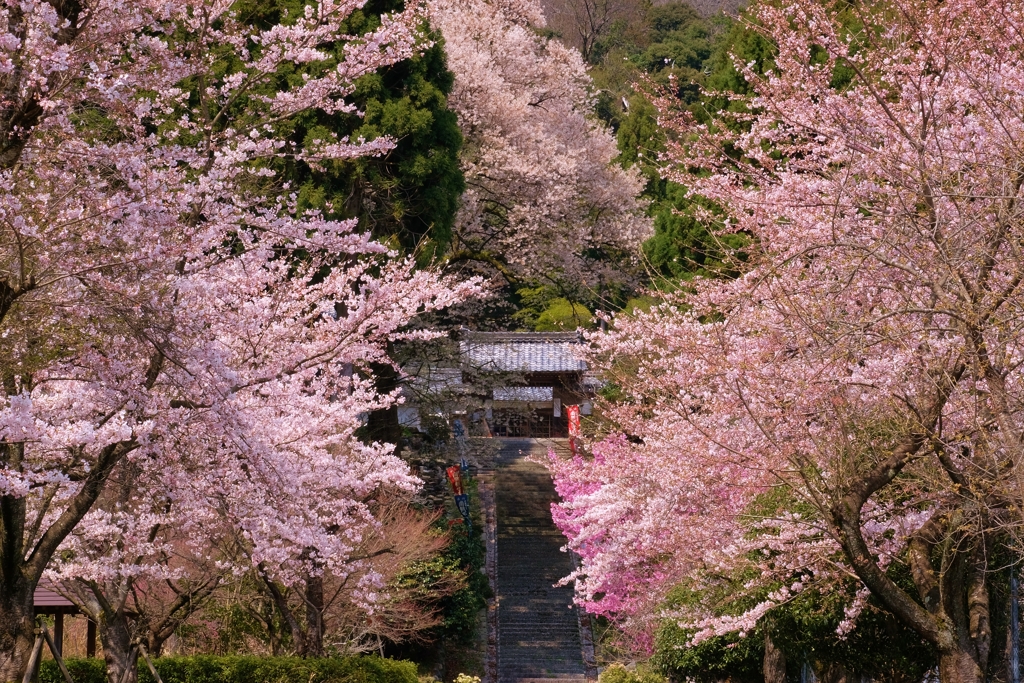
[34,584,78,614]
[460,331,586,373]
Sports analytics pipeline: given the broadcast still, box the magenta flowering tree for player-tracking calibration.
[0,0,481,679]
[550,0,1024,679]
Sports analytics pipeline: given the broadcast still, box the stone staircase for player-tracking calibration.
[493,439,595,683]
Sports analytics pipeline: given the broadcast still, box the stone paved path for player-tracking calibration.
[492,438,594,683]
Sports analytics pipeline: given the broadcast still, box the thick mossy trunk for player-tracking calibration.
[100,612,137,683]
[0,578,35,683]
[938,649,985,683]
[834,482,995,683]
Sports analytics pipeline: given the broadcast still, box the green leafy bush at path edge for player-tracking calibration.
[598,663,667,683]
[40,655,418,683]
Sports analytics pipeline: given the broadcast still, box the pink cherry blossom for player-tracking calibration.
[429,0,650,279]
[0,0,480,678]
[551,0,1024,678]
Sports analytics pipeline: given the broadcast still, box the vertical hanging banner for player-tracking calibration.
[454,493,471,531]
[446,465,464,495]
[567,404,581,457]
[453,417,469,462]
[447,465,471,531]
[567,405,581,438]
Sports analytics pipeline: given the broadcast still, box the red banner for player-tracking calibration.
[446,465,464,495]
[567,404,581,438]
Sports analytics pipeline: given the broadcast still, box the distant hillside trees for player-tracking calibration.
[236,0,467,259]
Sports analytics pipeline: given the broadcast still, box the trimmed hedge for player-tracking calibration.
[40,655,418,683]
[39,658,105,683]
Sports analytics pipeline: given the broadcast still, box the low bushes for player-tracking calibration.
[598,663,667,683]
[39,658,105,683]
[40,655,418,683]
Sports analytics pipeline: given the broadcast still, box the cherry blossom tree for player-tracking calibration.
[551,0,1024,680]
[428,0,651,282]
[252,496,464,656]
[49,465,232,683]
[0,0,482,679]
[49,481,460,681]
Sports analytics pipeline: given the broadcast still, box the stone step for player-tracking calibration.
[494,439,593,683]
[502,673,586,679]
[499,630,580,636]
[499,619,579,626]
[501,671,588,681]
[501,667,586,675]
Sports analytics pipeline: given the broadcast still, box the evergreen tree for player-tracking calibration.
[238,0,465,259]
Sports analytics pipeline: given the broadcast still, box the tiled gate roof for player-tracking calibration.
[460,332,586,373]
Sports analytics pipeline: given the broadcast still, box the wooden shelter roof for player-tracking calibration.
[34,584,78,614]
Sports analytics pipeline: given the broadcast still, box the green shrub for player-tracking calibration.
[598,663,667,683]
[534,299,594,332]
[41,655,418,683]
[653,624,764,683]
[39,658,105,683]
[436,480,491,644]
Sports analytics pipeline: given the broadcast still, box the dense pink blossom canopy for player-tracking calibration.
[550,0,1024,653]
[429,0,651,278]
[0,0,480,601]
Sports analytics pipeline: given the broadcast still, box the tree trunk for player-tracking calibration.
[820,662,848,683]
[148,636,164,659]
[1005,578,1019,683]
[100,611,137,683]
[831,479,995,683]
[763,631,786,683]
[0,437,134,681]
[259,567,306,655]
[304,574,325,658]
[0,442,35,683]
[939,648,985,683]
[146,634,162,659]
[0,575,35,683]
[140,577,222,658]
